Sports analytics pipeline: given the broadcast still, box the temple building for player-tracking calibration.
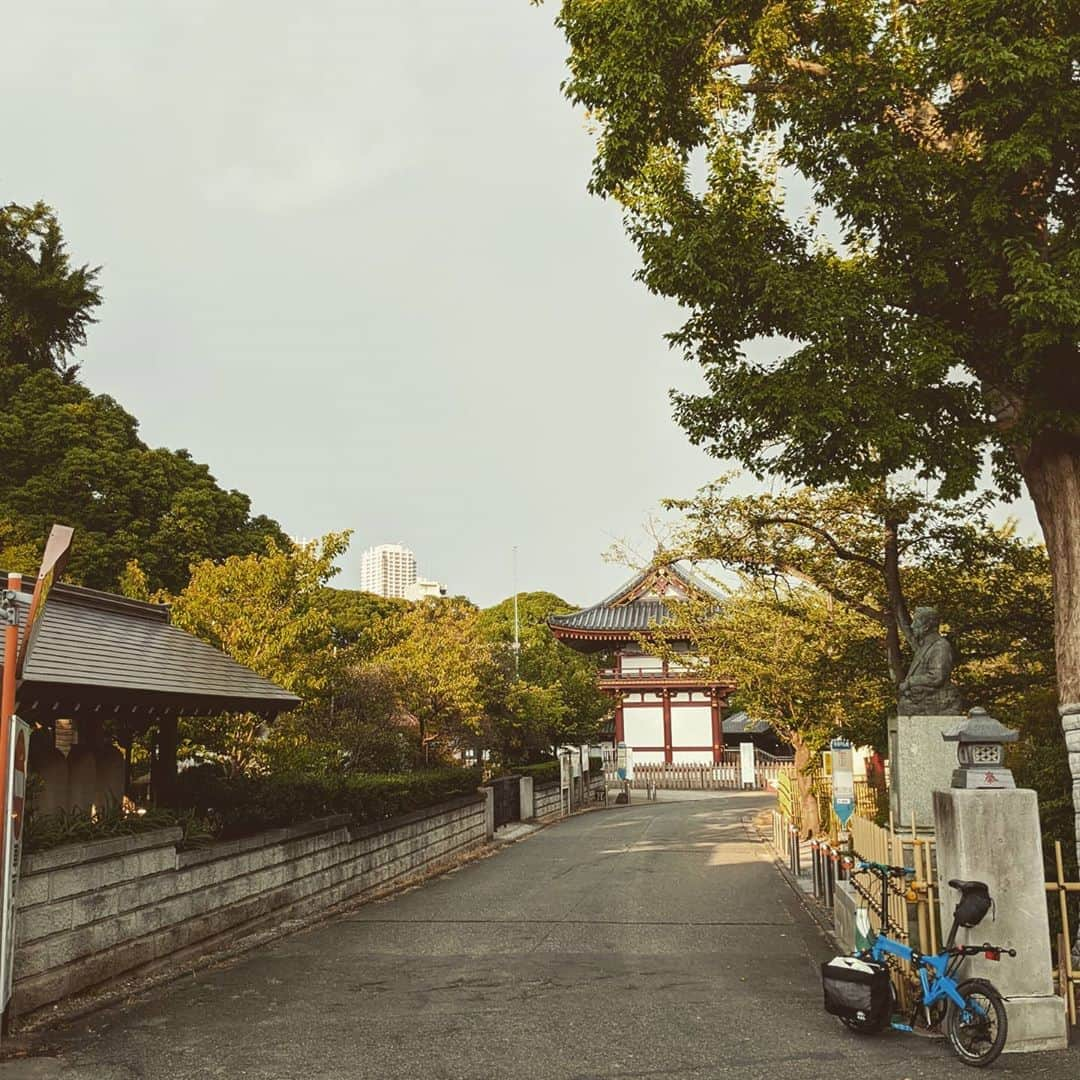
[548,564,734,764]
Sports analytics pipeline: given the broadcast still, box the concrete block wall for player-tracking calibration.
[531,776,604,821]
[533,781,564,821]
[14,793,487,1017]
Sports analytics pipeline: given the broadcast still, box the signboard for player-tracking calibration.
[615,741,633,781]
[16,524,74,679]
[0,716,29,1008]
[579,744,590,777]
[739,740,756,789]
[830,737,855,829]
[559,750,572,791]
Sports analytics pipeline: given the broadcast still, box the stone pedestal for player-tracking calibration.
[888,715,963,830]
[933,789,1068,1053]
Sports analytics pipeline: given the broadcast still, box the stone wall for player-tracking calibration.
[14,793,487,1017]
[533,781,564,820]
[531,776,604,821]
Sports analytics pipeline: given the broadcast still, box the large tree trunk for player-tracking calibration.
[1021,437,1080,868]
[791,733,823,839]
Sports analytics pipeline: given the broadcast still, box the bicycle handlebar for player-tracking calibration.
[855,858,915,879]
[949,943,1017,959]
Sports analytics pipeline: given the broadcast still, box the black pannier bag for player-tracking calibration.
[821,957,891,1021]
[954,883,992,928]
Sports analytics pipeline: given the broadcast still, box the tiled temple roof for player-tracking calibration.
[1,580,301,722]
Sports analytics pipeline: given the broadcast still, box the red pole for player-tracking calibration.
[0,573,21,866]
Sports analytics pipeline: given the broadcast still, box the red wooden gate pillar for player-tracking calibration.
[614,693,624,744]
[711,693,722,764]
[662,689,673,764]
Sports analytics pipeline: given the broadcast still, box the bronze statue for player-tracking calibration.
[898,606,963,716]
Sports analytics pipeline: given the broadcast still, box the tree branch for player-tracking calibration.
[775,563,887,626]
[752,514,884,573]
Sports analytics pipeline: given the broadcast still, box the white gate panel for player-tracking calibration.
[669,706,712,747]
[623,707,664,747]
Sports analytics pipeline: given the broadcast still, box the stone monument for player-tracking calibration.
[889,606,965,829]
[933,710,1068,1052]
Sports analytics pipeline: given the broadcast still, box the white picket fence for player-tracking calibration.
[606,750,794,792]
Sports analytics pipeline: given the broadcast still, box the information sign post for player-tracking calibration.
[830,737,856,836]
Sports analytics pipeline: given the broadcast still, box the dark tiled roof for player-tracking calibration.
[2,581,300,720]
[547,600,677,632]
[549,562,722,636]
[722,711,772,735]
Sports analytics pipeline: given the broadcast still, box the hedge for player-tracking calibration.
[507,760,560,785]
[176,765,482,840]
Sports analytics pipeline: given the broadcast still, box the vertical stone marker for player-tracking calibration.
[888,715,964,829]
[933,710,1068,1053]
[891,605,966,830]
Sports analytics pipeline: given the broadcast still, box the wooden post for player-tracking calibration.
[0,574,21,867]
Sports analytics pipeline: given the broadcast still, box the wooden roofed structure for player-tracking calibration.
[2,576,299,810]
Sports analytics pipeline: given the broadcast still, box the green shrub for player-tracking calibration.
[24,797,213,855]
[175,765,482,839]
[509,760,559,785]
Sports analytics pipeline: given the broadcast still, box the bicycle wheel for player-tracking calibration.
[946,978,1008,1067]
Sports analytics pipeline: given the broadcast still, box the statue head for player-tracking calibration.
[911,606,941,643]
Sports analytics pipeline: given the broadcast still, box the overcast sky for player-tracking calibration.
[4,1,1039,607]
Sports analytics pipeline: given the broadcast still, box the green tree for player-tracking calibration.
[367,598,493,765]
[667,479,1042,687]
[476,591,610,761]
[270,665,417,775]
[168,534,349,774]
[652,582,892,834]
[0,202,101,378]
[542,0,1080,841]
[0,364,288,592]
[319,587,412,655]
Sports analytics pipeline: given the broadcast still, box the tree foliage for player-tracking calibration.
[666,478,1045,685]
[651,581,892,832]
[365,598,494,763]
[0,202,101,379]
[0,364,288,592]
[169,533,349,701]
[319,587,412,655]
[544,0,1077,496]
[476,591,611,761]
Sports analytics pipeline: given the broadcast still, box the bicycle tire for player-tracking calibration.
[946,978,1008,1067]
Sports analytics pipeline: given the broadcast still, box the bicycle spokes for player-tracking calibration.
[954,992,998,1056]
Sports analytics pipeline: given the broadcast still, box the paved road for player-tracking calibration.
[3,792,1075,1079]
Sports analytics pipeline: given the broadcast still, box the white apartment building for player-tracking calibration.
[360,544,417,599]
[403,578,447,601]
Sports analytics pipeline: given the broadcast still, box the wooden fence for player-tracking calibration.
[615,751,793,792]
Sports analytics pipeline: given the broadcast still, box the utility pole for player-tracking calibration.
[512,545,520,679]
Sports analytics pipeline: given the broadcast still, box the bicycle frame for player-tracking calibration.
[867,934,971,1012]
[857,863,987,1025]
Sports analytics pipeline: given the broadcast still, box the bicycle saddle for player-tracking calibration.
[948,878,988,893]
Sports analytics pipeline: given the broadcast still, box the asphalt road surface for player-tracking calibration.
[3,792,1075,1079]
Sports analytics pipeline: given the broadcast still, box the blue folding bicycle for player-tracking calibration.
[822,858,1016,1067]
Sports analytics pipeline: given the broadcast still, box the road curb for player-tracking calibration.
[743,812,840,950]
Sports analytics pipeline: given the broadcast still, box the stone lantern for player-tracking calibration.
[942,706,1018,789]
